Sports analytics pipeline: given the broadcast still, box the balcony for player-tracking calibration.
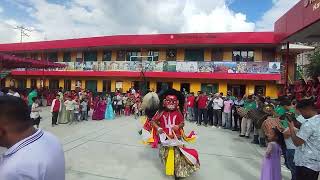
[11,61,282,81]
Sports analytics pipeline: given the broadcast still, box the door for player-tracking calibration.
[201,83,218,94]
[156,82,173,93]
[180,83,190,93]
[49,79,59,90]
[64,80,71,91]
[86,80,97,92]
[255,85,266,96]
[227,85,246,97]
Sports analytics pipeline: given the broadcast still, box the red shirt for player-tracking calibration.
[52,99,61,112]
[158,111,184,138]
[187,96,195,107]
[197,95,208,109]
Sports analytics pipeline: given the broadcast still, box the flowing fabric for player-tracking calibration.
[105,97,115,120]
[92,100,106,120]
[58,94,68,124]
[260,142,282,180]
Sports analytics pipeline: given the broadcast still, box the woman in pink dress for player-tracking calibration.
[260,128,286,180]
[92,96,105,120]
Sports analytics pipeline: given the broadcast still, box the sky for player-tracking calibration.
[0,0,300,43]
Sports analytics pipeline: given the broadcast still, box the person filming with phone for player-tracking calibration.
[288,98,320,180]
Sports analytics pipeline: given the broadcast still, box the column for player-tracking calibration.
[223,48,232,61]
[71,80,76,90]
[159,48,166,61]
[172,81,181,90]
[111,50,117,61]
[97,50,103,61]
[177,48,185,61]
[97,80,103,92]
[81,80,86,90]
[111,80,116,92]
[204,48,212,61]
[149,81,157,92]
[71,51,77,62]
[26,78,31,88]
[58,52,64,62]
[254,49,262,62]
[246,83,255,95]
[59,79,64,89]
[190,82,201,93]
[266,83,278,99]
[218,81,228,95]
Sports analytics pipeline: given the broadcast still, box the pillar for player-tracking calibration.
[5,78,10,88]
[190,82,201,93]
[223,48,232,61]
[45,79,49,88]
[71,80,76,90]
[97,50,103,61]
[141,49,148,61]
[246,83,255,95]
[204,48,211,61]
[123,80,131,92]
[177,48,185,61]
[111,50,117,61]
[97,80,103,92]
[149,81,157,92]
[59,79,64,89]
[266,83,278,99]
[159,48,166,61]
[254,49,262,62]
[81,80,86,90]
[218,81,228,95]
[111,80,116,92]
[172,81,181,90]
[71,51,77,62]
[58,52,64,62]
[26,78,31,88]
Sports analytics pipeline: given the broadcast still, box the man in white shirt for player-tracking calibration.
[289,98,320,180]
[212,93,224,128]
[0,96,65,180]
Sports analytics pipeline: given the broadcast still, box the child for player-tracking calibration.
[30,97,42,128]
[132,100,140,119]
[64,96,75,124]
[73,98,80,123]
[81,98,88,121]
[260,128,286,180]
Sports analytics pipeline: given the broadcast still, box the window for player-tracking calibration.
[262,50,275,61]
[17,79,26,89]
[126,50,141,61]
[147,50,159,61]
[103,80,111,92]
[201,83,218,94]
[31,79,37,88]
[48,52,58,62]
[211,49,223,61]
[86,80,97,92]
[103,50,112,61]
[63,52,71,62]
[184,49,204,61]
[232,50,254,62]
[116,50,126,61]
[49,79,59,90]
[166,49,177,61]
[84,51,97,61]
[64,80,71,91]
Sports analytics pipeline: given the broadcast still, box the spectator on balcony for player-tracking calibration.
[197,91,208,126]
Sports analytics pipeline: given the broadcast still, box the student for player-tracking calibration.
[0,96,65,180]
[260,128,286,180]
[64,96,75,124]
[73,98,80,123]
[81,98,88,121]
[51,94,61,127]
[30,97,42,128]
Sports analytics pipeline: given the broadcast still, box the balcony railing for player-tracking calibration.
[15,61,281,74]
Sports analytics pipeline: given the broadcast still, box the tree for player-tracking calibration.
[306,50,320,79]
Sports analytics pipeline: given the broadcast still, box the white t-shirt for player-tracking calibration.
[283,128,297,150]
[0,129,65,180]
[30,103,40,119]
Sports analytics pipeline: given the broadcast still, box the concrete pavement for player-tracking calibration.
[1,107,292,180]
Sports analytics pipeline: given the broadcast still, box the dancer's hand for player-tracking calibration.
[157,127,163,134]
[172,125,179,131]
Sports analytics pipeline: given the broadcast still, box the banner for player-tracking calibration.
[244,62,269,74]
[163,61,177,72]
[213,62,237,73]
[176,62,198,72]
[268,62,281,73]
[142,61,163,72]
[198,62,214,72]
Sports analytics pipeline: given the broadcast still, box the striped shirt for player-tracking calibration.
[0,129,65,180]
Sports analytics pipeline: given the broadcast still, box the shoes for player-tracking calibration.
[245,136,250,139]
[55,123,59,125]
[218,126,222,129]
[204,124,208,127]
[232,128,237,131]
[251,135,260,144]
[239,135,245,137]
[51,124,54,127]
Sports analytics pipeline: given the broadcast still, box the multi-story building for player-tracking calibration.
[0,32,298,98]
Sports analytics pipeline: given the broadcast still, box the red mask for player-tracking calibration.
[163,95,179,111]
